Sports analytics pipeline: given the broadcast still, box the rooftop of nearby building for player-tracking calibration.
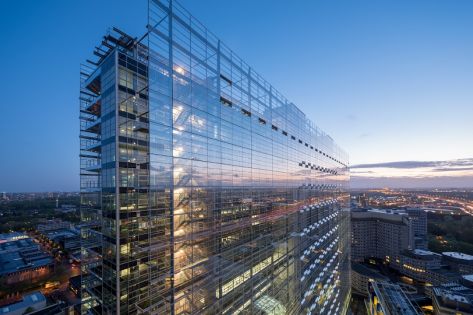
[69,275,81,290]
[0,292,46,314]
[401,249,442,261]
[368,208,406,214]
[0,232,29,243]
[0,237,53,276]
[46,229,79,241]
[351,208,410,224]
[427,267,460,282]
[433,284,473,312]
[372,282,420,315]
[0,236,36,252]
[463,275,473,282]
[352,263,389,280]
[443,252,473,261]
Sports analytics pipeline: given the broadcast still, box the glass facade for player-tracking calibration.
[80,1,350,314]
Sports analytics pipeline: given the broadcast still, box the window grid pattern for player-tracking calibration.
[145,0,350,314]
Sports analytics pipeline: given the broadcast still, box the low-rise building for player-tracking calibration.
[45,229,80,252]
[37,219,71,233]
[351,263,389,297]
[442,252,473,274]
[367,281,421,315]
[390,249,462,287]
[0,292,47,315]
[0,235,54,284]
[56,204,77,213]
[432,283,473,315]
[462,275,473,289]
[396,249,442,283]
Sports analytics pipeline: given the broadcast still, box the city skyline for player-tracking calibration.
[1,0,473,192]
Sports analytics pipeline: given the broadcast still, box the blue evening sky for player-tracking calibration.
[1,0,472,191]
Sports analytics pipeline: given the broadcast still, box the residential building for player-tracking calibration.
[351,209,413,264]
[79,1,350,314]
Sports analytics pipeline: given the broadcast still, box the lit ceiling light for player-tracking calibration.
[174,65,185,75]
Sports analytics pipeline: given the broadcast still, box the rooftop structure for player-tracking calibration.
[367,281,421,315]
[352,208,410,221]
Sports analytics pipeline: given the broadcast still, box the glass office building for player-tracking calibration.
[79,0,350,314]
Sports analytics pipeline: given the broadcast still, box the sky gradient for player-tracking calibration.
[1,0,472,192]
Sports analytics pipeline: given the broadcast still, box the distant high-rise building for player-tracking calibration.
[405,208,428,249]
[357,193,369,208]
[351,209,413,264]
[79,1,350,314]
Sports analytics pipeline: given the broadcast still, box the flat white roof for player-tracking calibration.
[443,252,473,261]
[368,208,406,215]
[413,249,438,256]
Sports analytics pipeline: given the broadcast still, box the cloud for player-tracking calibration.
[432,166,473,172]
[351,175,473,189]
[350,158,473,188]
[351,158,473,170]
